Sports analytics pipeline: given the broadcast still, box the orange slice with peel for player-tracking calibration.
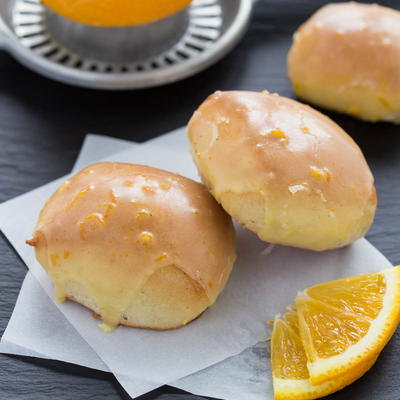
[296,266,400,386]
[271,310,377,400]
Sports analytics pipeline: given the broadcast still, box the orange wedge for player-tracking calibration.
[296,266,400,385]
[271,310,377,400]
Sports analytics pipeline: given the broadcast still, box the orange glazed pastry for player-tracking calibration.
[27,162,236,331]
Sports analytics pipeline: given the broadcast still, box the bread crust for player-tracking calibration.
[29,162,236,330]
[188,90,376,251]
[288,2,400,123]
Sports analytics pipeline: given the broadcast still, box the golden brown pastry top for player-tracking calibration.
[188,90,376,250]
[188,90,374,206]
[288,2,400,118]
[29,162,236,328]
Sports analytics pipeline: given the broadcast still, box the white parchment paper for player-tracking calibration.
[0,130,393,400]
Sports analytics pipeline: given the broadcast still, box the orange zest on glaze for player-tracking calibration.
[102,202,117,219]
[66,186,93,210]
[50,253,60,267]
[137,232,153,246]
[310,166,332,182]
[142,186,155,194]
[123,181,133,187]
[84,213,105,225]
[77,221,87,240]
[270,129,287,139]
[136,210,151,220]
[154,253,167,262]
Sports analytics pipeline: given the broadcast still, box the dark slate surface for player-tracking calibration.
[1,1,399,399]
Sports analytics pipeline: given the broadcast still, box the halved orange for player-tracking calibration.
[41,0,192,27]
[296,266,400,385]
[271,310,377,400]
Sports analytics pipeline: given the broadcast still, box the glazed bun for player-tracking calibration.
[27,162,236,331]
[187,90,376,252]
[288,2,400,123]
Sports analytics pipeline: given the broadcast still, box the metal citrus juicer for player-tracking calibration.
[0,0,254,89]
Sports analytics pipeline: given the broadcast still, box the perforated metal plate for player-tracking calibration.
[0,0,253,89]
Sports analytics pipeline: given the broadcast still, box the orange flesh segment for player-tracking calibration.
[296,297,372,360]
[271,314,309,380]
[297,273,386,361]
[306,273,386,320]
